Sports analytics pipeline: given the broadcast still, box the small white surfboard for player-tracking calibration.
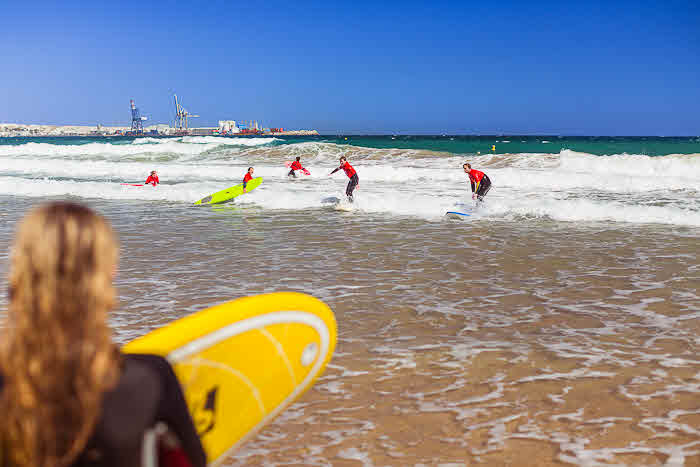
[322,196,355,211]
[334,201,355,211]
[333,196,358,211]
[322,196,341,205]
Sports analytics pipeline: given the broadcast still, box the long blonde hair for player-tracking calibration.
[1,202,121,466]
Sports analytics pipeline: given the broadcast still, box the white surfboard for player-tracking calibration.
[334,200,355,211]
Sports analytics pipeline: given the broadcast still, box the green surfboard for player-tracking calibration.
[194,177,263,205]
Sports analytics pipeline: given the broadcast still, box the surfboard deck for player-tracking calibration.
[334,201,355,211]
[195,177,262,205]
[323,195,355,211]
[123,292,337,466]
[445,211,471,220]
[121,183,145,186]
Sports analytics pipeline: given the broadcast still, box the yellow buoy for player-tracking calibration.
[491,145,496,151]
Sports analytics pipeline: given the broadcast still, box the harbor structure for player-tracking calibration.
[174,94,199,132]
[189,127,219,136]
[219,120,240,134]
[0,95,318,137]
[129,99,147,134]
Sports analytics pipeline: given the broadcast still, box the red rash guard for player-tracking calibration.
[243,172,253,188]
[340,162,356,178]
[290,161,303,171]
[145,175,159,186]
[468,169,485,184]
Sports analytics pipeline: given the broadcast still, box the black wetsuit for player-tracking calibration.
[471,174,492,201]
[346,174,359,200]
[0,353,206,467]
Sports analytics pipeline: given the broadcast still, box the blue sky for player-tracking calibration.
[1,0,698,135]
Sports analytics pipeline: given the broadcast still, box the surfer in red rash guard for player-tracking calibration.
[242,167,254,193]
[329,156,359,202]
[288,157,305,178]
[145,170,159,186]
[463,163,491,202]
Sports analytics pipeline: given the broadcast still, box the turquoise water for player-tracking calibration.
[3,134,700,156]
[309,135,700,156]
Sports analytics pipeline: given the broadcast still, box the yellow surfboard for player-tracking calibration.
[194,177,263,205]
[123,292,337,466]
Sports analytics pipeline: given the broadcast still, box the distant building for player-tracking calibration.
[218,120,240,134]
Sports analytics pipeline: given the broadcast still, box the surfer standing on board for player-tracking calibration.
[329,156,359,202]
[242,167,254,193]
[464,163,491,202]
[145,170,159,186]
[0,202,206,467]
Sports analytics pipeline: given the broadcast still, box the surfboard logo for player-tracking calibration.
[191,386,218,436]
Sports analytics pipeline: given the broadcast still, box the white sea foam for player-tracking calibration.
[0,136,278,159]
[0,142,698,226]
[559,149,700,179]
[0,157,251,181]
[179,136,280,145]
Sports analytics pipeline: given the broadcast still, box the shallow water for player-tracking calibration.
[0,136,698,466]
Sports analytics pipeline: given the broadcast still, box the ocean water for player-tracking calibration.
[0,135,698,466]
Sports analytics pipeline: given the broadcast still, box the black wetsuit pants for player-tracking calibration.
[346,174,359,200]
[475,175,491,201]
[288,168,296,177]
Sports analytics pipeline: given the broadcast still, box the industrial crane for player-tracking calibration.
[130,99,147,134]
[174,94,199,131]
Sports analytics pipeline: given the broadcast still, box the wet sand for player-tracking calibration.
[1,199,698,466]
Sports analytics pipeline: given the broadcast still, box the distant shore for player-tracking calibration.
[0,123,318,138]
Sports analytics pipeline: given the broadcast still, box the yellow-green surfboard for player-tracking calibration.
[194,177,263,205]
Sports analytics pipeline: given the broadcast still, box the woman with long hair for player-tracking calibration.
[0,202,205,467]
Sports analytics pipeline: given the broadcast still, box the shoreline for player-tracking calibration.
[0,123,318,138]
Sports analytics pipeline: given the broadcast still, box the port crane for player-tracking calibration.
[174,94,199,131]
[130,99,147,133]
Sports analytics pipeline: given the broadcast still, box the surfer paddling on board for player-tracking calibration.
[288,157,308,178]
[0,202,206,467]
[145,170,159,186]
[463,163,491,202]
[242,167,254,193]
[329,156,359,202]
